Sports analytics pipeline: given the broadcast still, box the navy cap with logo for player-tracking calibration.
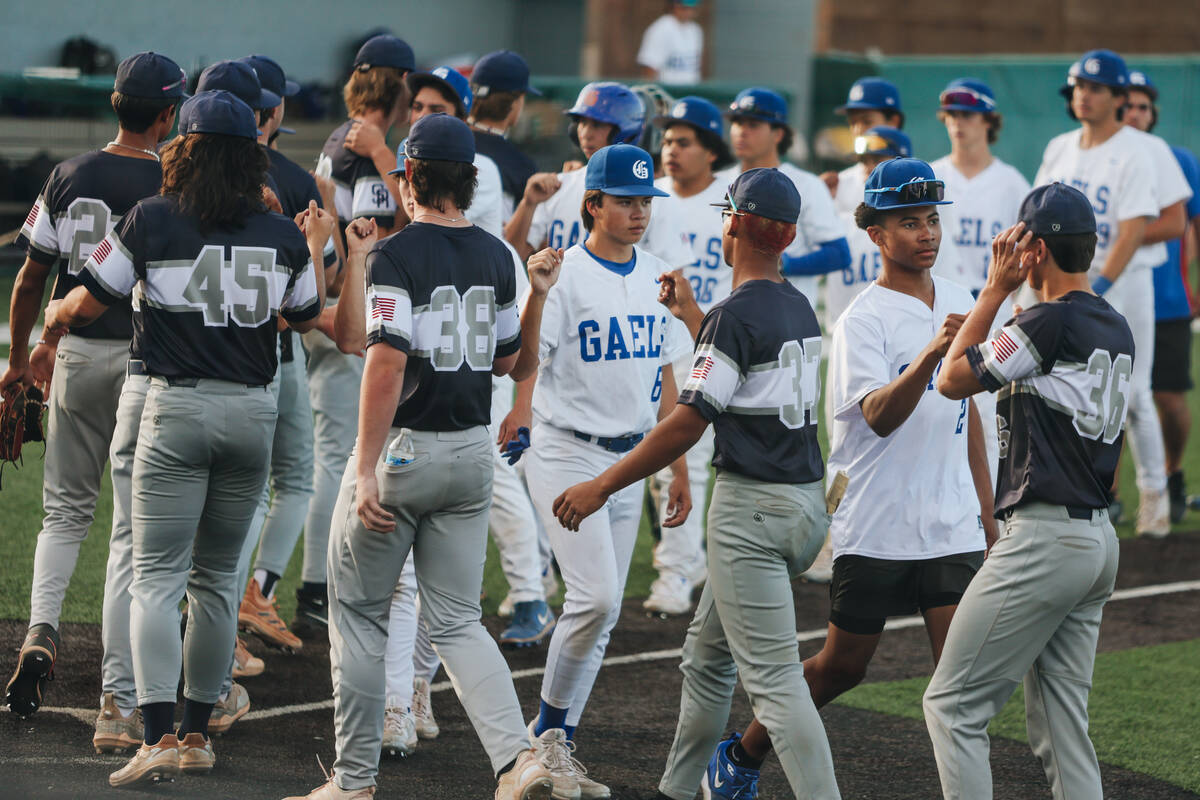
[585,144,670,197]
[1128,69,1158,100]
[354,34,416,72]
[1060,49,1128,99]
[404,113,475,164]
[114,51,188,100]
[197,60,280,110]
[178,90,260,140]
[471,50,541,97]
[837,77,903,114]
[939,78,997,113]
[717,167,801,224]
[241,54,300,98]
[863,158,952,210]
[1019,182,1097,236]
[725,87,789,128]
[408,66,473,117]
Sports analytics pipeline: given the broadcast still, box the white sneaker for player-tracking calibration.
[643,573,693,616]
[382,699,417,757]
[499,593,517,618]
[800,537,834,584]
[411,677,439,739]
[495,748,554,800]
[527,722,582,800]
[1137,488,1171,538]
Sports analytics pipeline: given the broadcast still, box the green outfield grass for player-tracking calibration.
[835,639,1200,792]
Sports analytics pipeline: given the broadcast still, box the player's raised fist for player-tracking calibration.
[344,217,380,256]
[262,185,283,214]
[987,221,1034,295]
[523,172,562,206]
[929,313,967,358]
[657,269,697,321]
[344,120,387,159]
[297,199,336,252]
[527,247,565,297]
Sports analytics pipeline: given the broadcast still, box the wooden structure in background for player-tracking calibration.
[583,0,715,79]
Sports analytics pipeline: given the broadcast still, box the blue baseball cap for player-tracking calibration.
[863,158,952,210]
[718,168,801,224]
[408,66,473,118]
[387,138,410,176]
[585,144,669,197]
[854,126,911,158]
[114,51,187,100]
[197,60,280,110]
[471,50,540,97]
[1060,49,1128,99]
[404,113,475,164]
[1128,69,1158,100]
[241,54,299,98]
[654,95,723,135]
[353,34,416,72]
[837,77,903,114]
[725,88,789,128]
[939,78,997,113]
[178,90,260,140]
[1019,183,1096,236]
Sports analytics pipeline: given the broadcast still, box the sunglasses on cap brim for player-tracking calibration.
[710,193,747,217]
[864,177,946,204]
[854,134,900,155]
[939,87,994,111]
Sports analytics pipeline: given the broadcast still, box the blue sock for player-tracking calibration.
[564,724,577,741]
[534,701,569,735]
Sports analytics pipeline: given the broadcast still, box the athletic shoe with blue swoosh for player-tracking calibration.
[500,600,557,647]
[702,733,760,799]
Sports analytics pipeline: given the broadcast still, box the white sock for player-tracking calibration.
[253,568,273,599]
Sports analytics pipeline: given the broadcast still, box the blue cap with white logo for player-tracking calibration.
[407,66,473,117]
[354,35,415,72]
[241,54,300,98]
[854,126,911,158]
[471,50,541,97]
[114,52,188,100]
[197,60,281,110]
[721,168,801,224]
[404,113,475,164]
[725,87,789,127]
[837,77,903,114]
[1060,49,1128,99]
[585,144,670,197]
[1019,183,1096,236]
[178,90,260,140]
[387,137,410,176]
[939,78,997,113]
[1128,69,1158,100]
[863,158,952,210]
[653,95,723,135]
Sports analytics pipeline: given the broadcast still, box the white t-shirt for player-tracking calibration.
[655,174,730,312]
[1126,128,1193,272]
[466,153,504,240]
[1035,126,1160,278]
[636,14,703,85]
[527,167,693,268]
[827,277,984,559]
[530,244,692,437]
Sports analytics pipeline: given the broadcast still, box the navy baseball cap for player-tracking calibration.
[585,144,669,197]
[837,77,902,114]
[939,78,997,113]
[854,126,911,158]
[1128,69,1158,100]
[197,60,280,110]
[178,90,260,140]
[114,51,187,100]
[863,158,952,210]
[387,137,410,176]
[1060,49,1128,99]
[715,168,801,224]
[241,55,299,98]
[1019,183,1096,236]
[353,35,416,72]
[726,88,789,127]
[404,113,475,164]
[408,66,473,117]
[471,50,541,97]
[654,95,723,135]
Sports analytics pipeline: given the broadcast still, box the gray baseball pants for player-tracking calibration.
[923,503,1119,800]
[658,471,840,800]
[326,426,528,790]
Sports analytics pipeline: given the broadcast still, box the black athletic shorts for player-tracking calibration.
[1152,318,1193,392]
[828,550,985,635]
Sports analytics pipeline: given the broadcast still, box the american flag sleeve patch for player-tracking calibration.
[365,282,413,347]
[973,322,1042,387]
[680,343,742,414]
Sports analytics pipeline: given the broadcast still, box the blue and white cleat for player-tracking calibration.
[500,600,556,647]
[702,733,760,800]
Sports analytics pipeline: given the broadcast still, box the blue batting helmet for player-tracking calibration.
[565,81,645,145]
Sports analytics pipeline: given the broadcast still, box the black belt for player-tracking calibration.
[999,504,1097,521]
[573,431,644,453]
[132,364,268,389]
[126,359,147,377]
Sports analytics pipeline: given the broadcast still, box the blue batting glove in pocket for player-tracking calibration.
[502,427,531,465]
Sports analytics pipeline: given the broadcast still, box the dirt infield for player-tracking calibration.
[4,533,1200,799]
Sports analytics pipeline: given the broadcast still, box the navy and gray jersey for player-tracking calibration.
[473,129,536,213]
[267,148,337,271]
[315,120,397,225]
[967,291,1135,515]
[77,195,321,385]
[17,150,162,340]
[365,222,520,431]
[678,279,825,485]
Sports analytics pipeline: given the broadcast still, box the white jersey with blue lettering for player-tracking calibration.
[654,174,729,313]
[1125,128,1192,272]
[827,277,984,560]
[529,243,692,437]
[527,167,692,267]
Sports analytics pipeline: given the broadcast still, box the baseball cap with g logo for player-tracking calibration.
[585,144,669,197]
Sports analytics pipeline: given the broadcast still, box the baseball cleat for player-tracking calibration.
[500,601,556,647]
[233,636,265,678]
[1136,488,1170,538]
[643,574,693,617]
[178,731,216,774]
[239,580,303,652]
[291,585,329,639]
[495,748,554,800]
[209,682,251,735]
[93,692,143,753]
[282,779,377,799]
[5,622,60,718]
[108,734,181,787]
[528,722,582,800]
[702,733,760,800]
[411,677,439,739]
[382,700,418,757]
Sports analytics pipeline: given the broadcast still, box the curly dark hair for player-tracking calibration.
[159,133,269,232]
[408,158,477,213]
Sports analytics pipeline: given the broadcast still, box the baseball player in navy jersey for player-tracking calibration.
[469,50,541,222]
[3,53,182,737]
[522,143,692,800]
[554,168,837,800]
[929,183,1131,800]
[41,90,328,787]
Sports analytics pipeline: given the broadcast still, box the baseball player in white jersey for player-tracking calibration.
[523,144,693,799]
[1034,48,1182,536]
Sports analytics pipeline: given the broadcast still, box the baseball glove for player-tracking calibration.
[0,384,46,488]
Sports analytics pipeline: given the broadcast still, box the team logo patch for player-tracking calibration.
[746,201,757,210]
[738,95,756,110]
[992,331,1017,363]
[433,67,449,79]
[673,101,688,117]
[1084,58,1101,75]
[92,238,113,264]
[849,85,864,102]
[1130,71,1147,85]
[690,354,713,382]
[632,159,649,180]
[1051,222,1061,232]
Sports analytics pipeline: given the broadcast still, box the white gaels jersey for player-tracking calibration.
[654,175,729,313]
[1126,129,1192,273]
[931,156,1031,293]
[527,167,692,267]
[530,244,691,437]
[1035,126,1159,278]
[827,277,984,559]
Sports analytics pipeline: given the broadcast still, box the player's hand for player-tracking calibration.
[658,269,698,321]
[523,173,562,206]
[527,247,565,297]
[497,404,532,449]
[355,471,395,532]
[29,342,56,389]
[345,217,379,257]
[927,313,967,359]
[310,171,338,213]
[983,515,1000,556]
[262,185,283,214]
[561,160,584,173]
[662,471,692,528]
[296,199,336,252]
[820,170,839,196]
[0,360,34,392]
[345,120,387,159]
[499,426,531,466]
[553,480,608,531]
[987,222,1034,295]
